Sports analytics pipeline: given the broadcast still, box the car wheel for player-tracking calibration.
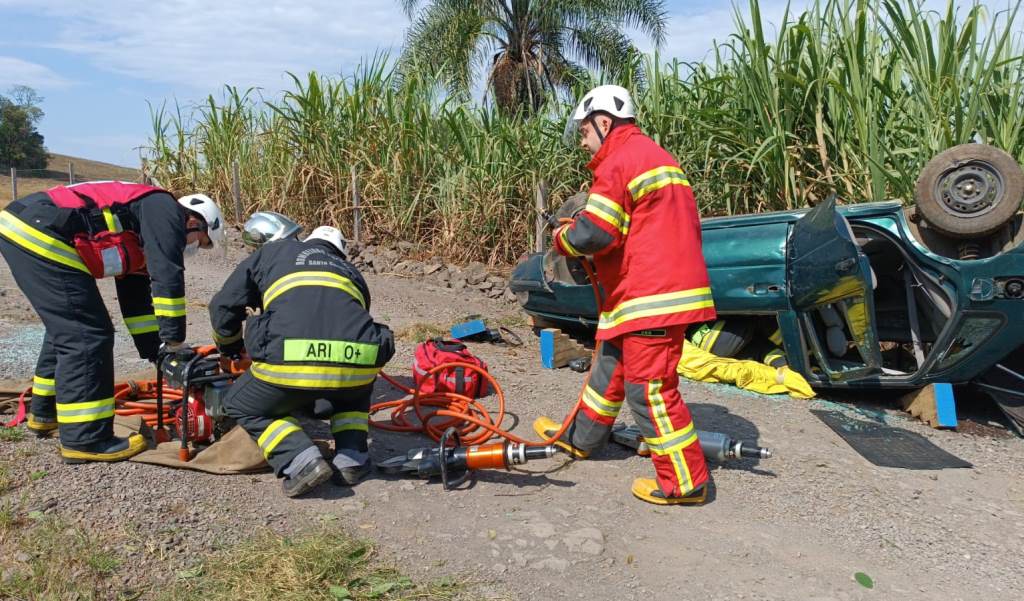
[914,143,1024,239]
[554,191,588,221]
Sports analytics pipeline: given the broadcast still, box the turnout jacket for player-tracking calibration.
[553,124,717,340]
[209,238,395,390]
[0,182,189,356]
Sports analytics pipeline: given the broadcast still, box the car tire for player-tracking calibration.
[914,143,1024,239]
[555,192,588,221]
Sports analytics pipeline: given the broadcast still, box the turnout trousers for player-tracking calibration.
[0,237,116,446]
[222,370,372,476]
[563,326,709,496]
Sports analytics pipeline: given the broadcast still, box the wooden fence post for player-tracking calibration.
[534,179,548,252]
[231,160,242,224]
[351,165,361,245]
[10,167,16,200]
[68,161,74,185]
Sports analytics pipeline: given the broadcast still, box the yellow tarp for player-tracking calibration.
[677,340,815,399]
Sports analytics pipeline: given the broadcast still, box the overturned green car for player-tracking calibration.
[510,144,1024,432]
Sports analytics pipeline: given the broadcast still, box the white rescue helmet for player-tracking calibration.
[304,225,348,257]
[177,193,226,248]
[563,84,636,145]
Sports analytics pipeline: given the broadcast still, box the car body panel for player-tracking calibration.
[510,200,1024,391]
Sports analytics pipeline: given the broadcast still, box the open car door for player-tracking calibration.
[787,196,882,381]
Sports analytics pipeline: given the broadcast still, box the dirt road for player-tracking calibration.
[2,235,1023,600]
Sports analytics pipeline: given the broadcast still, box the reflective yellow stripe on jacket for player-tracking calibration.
[262,271,366,309]
[627,166,690,202]
[124,314,159,335]
[585,193,630,235]
[152,296,186,318]
[251,362,379,389]
[598,288,715,331]
[0,210,90,274]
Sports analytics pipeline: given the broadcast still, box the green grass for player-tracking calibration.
[0,426,26,443]
[0,516,125,600]
[0,514,464,601]
[159,527,465,601]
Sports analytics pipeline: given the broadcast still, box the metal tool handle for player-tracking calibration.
[439,427,469,491]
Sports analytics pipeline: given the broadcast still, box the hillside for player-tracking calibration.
[0,153,140,203]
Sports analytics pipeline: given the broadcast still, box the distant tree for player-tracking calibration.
[0,85,48,169]
[398,1,667,115]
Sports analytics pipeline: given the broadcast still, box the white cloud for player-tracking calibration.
[0,56,72,90]
[0,1,408,92]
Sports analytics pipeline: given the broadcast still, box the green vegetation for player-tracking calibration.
[0,514,460,601]
[161,527,463,601]
[146,0,1024,264]
[0,85,47,169]
[399,0,666,114]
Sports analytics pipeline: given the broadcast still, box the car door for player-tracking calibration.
[787,196,882,380]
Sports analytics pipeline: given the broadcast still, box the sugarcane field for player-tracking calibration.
[2,1,1024,600]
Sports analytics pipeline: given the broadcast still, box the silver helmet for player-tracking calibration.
[242,211,302,247]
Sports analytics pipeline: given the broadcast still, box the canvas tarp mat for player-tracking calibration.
[114,415,269,474]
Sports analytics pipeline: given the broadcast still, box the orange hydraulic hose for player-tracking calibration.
[370,242,601,448]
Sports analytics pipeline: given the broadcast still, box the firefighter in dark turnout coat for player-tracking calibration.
[0,182,224,462]
[209,225,394,497]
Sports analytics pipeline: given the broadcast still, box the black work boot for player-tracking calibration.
[331,462,371,486]
[282,457,333,497]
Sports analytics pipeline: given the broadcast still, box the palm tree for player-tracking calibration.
[398,1,667,114]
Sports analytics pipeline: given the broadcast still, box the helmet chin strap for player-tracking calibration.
[586,114,606,145]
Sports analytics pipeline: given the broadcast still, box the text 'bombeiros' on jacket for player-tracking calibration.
[208,238,395,390]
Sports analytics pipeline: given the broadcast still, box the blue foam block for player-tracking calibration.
[933,383,958,428]
[451,319,487,340]
[539,329,556,369]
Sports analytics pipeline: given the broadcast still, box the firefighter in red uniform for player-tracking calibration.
[0,182,224,462]
[534,85,717,505]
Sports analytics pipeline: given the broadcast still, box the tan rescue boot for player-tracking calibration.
[631,478,707,505]
[26,414,59,437]
[533,416,589,459]
[60,434,147,464]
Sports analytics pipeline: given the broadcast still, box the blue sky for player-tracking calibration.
[0,0,1016,166]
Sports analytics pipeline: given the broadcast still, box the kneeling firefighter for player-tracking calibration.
[535,85,716,505]
[0,182,224,461]
[209,223,395,497]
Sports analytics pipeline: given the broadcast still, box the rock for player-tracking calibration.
[487,275,505,286]
[513,553,528,568]
[465,261,488,285]
[487,288,503,299]
[404,261,425,276]
[475,281,493,291]
[504,287,518,302]
[451,277,467,290]
[562,527,605,556]
[14,553,30,563]
[423,263,443,275]
[398,241,416,252]
[531,557,570,573]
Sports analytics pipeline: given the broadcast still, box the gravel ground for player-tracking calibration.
[2,231,1024,600]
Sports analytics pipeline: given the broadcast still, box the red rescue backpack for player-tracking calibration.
[47,182,166,279]
[413,339,489,398]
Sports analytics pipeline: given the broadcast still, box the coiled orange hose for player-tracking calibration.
[370,253,600,447]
